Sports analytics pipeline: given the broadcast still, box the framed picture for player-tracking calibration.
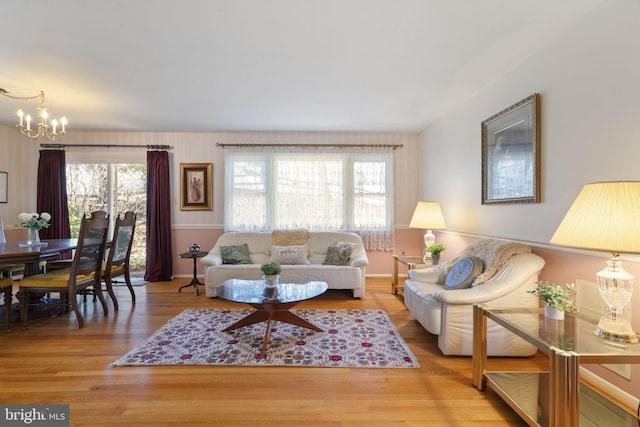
[481,93,540,205]
[180,163,213,211]
[0,171,7,203]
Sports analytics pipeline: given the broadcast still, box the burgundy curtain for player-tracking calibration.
[37,150,71,241]
[145,150,173,281]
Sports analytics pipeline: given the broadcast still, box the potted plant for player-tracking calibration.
[527,281,576,319]
[260,261,282,286]
[424,243,446,265]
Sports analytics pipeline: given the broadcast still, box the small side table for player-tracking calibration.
[391,255,426,295]
[179,251,208,296]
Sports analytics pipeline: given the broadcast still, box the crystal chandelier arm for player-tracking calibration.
[1,89,67,141]
[0,89,44,103]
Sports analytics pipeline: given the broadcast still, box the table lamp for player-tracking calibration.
[551,181,640,343]
[409,201,446,261]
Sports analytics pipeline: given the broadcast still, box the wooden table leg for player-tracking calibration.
[223,302,324,358]
[472,304,488,390]
[392,256,399,294]
[2,284,12,330]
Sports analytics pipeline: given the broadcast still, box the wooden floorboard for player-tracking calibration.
[0,277,545,426]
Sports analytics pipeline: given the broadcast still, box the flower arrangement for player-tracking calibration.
[260,261,282,276]
[527,280,576,312]
[18,212,51,230]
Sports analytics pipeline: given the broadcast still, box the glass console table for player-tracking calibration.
[472,305,640,427]
[391,254,436,295]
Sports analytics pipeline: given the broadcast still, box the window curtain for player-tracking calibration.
[144,150,173,281]
[224,146,395,250]
[37,150,71,243]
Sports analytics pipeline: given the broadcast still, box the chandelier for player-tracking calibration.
[0,88,68,141]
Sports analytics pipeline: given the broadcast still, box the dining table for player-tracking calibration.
[0,239,78,277]
[0,239,79,328]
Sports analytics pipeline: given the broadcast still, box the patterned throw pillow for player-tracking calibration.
[323,245,353,266]
[270,245,310,265]
[220,243,252,265]
[444,257,484,290]
[266,229,312,256]
[336,241,362,258]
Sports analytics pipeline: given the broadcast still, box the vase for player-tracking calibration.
[544,304,565,320]
[189,243,201,256]
[26,228,41,246]
[263,286,278,300]
[431,254,440,265]
[264,274,279,286]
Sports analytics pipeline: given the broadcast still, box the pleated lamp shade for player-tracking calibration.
[551,181,640,254]
[409,202,446,230]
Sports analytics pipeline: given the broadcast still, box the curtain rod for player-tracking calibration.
[40,143,172,150]
[216,143,403,150]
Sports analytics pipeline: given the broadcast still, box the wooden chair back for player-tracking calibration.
[0,216,6,244]
[106,211,136,272]
[70,211,110,285]
[103,211,137,310]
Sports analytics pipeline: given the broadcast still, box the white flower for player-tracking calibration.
[18,212,33,223]
[17,212,52,230]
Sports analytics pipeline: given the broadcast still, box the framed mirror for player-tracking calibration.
[481,93,540,205]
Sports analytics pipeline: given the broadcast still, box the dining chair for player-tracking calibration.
[17,211,110,329]
[102,211,137,311]
[0,216,25,279]
[48,211,138,311]
[1,276,13,330]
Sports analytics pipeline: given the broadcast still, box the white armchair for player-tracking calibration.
[404,239,545,356]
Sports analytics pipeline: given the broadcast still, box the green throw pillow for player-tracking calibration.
[220,243,252,265]
[323,245,353,266]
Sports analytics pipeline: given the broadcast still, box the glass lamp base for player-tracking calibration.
[594,317,639,344]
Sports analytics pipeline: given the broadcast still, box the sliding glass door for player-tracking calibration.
[66,162,147,272]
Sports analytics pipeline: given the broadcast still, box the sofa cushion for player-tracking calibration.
[323,245,353,266]
[220,243,252,264]
[444,257,484,290]
[270,245,311,265]
[266,229,312,256]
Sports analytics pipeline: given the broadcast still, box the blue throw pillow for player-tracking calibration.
[445,257,484,290]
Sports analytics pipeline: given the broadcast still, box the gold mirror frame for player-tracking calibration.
[481,93,540,205]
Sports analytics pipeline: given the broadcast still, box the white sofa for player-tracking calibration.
[404,239,545,356]
[201,231,369,298]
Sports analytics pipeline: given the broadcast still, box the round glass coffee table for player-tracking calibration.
[217,275,328,357]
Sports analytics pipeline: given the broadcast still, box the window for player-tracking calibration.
[224,147,394,250]
[66,161,147,272]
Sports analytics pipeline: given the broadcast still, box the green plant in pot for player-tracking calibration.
[260,261,282,286]
[527,280,576,319]
[424,243,446,265]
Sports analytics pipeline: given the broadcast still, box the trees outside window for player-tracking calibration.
[66,163,147,272]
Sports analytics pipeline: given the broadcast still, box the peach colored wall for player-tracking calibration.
[2,227,26,242]
[172,228,223,277]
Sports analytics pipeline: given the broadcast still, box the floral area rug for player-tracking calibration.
[112,308,419,368]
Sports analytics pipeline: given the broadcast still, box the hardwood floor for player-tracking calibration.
[0,277,544,426]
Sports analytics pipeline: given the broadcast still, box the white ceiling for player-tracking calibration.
[0,0,601,133]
